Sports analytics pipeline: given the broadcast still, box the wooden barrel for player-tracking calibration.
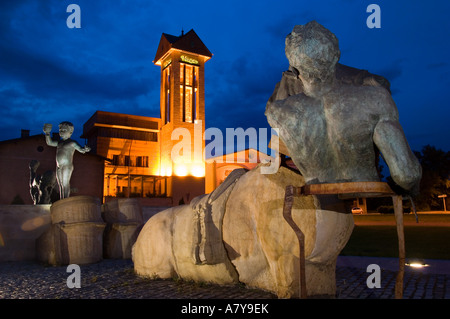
[58,222,106,265]
[103,222,142,259]
[51,196,102,224]
[102,198,143,224]
[38,196,105,265]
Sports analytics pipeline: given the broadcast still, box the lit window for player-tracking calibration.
[164,66,171,124]
[180,64,199,123]
[142,156,149,167]
[184,86,193,123]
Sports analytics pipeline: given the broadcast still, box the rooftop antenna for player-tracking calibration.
[181,28,184,36]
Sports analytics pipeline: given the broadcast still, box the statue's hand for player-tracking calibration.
[387,176,420,198]
[84,145,91,153]
[43,123,52,134]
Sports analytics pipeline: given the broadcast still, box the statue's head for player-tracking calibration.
[58,121,74,140]
[285,21,340,83]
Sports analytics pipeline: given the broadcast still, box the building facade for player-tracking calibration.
[205,148,274,194]
[82,29,213,205]
[82,111,166,200]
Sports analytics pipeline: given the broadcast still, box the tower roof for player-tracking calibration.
[154,29,212,65]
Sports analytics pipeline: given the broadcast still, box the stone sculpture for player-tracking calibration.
[43,122,91,199]
[29,160,42,205]
[265,20,422,194]
[133,21,422,298]
[29,160,58,204]
[133,165,353,298]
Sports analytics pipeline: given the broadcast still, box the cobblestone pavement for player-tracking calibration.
[0,258,449,300]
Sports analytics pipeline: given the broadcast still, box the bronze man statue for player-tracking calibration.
[265,21,422,196]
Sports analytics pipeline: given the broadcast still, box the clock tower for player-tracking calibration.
[154,29,212,192]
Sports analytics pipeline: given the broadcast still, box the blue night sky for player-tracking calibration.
[1,0,449,154]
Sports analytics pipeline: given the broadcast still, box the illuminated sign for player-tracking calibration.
[180,55,199,65]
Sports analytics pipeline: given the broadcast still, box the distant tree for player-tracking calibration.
[413,145,450,211]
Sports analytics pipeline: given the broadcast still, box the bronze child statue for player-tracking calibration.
[43,121,91,199]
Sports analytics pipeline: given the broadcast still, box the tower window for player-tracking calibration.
[164,66,171,124]
[180,64,199,123]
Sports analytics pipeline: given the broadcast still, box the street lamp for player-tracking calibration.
[438,194,447,212]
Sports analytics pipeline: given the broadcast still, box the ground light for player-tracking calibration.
[405,259,429,269]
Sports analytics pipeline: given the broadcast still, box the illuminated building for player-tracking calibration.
[205,148,275,193]
[82,29,212,205]
[82,111,166,202]
[154,29,212,185]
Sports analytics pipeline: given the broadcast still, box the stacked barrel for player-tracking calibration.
[36,196,105,265]
[102,198,143,259]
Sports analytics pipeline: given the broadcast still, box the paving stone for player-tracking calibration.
[0,259,449,299]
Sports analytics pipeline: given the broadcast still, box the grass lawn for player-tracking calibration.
[340,225,450,260]
[352,213,450,224]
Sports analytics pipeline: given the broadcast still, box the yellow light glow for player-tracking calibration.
[175,164,188,176]
[191,164,205,177]
[160,164,173,176]
[21,217,46,231]
[163,58,172,68]
[181,55,199,65]
[405,261,429,268]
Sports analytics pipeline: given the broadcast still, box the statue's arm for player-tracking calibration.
[268,69,304,103]
[43,123,58,147]
[44,133,58,147]
[73,141,91,154]
[373,119,422,194]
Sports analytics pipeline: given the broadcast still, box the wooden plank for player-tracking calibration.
[299,181,395,198]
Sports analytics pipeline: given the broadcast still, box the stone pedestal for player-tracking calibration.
[102,198,143,259]
[36,196,105,265]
